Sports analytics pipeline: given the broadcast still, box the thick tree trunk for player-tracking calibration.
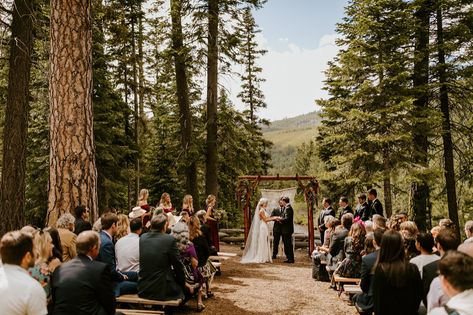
[205,0,219,197]
[47,0,97,227]
[0,0,34,235]
[436,6,460,238]
[170,0,199,202]
[382,156,392,218]
[131,9,140,201]
[411,0,431,231]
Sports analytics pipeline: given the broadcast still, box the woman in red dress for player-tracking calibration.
[157,192,175,213]
[205,194,220,252]
[137,188,151,228]
[182,194,194,216]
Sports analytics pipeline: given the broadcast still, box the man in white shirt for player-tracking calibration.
[116,218,142,273]
[0,230,47,315]
[410,232,440,277]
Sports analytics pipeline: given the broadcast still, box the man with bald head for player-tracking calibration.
[51,230,117,315]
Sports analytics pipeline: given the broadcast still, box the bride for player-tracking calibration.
[241,198,281,263]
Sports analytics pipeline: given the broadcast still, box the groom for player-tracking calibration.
[279,196,295,263]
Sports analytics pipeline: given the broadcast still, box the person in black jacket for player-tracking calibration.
[271,198,284,259]
[367,189,383,218]
[338,196,354,220]
[354,194,371,221]
[327,213,352,288]
[138,213,185,301]
[51,230,117,315]
[353,228,385,314]
[373,230,422,315]
[73,205,92,235]
[280,196,295,263]
[318,198,336,245]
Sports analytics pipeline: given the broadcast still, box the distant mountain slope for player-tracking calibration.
[262,111,320,173]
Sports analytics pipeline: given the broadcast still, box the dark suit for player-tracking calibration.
[355,202,370,221]
[74,218,92,235]
[422,260,439,306]
[51,254,116,315]
[329,227,349,264]
[371,199,384,217]
[280,204,294,261]
[138,231,185,301]
[353,250,379,313]
[338,205,353,220]
[271,207,283,258]
[318,207,335,245]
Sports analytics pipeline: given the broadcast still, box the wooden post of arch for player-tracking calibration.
[237,175,318,257]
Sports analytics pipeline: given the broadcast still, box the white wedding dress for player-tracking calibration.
[241,203,272,264]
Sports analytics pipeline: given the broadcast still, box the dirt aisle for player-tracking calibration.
[181,244,358,315]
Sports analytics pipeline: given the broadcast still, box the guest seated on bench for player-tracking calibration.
[172,221,205,311]
[51,230,119,315]
[352,228,385,315]
[96,213,138,297]
[335,222,366,279]
[327,213,353,289]
[312,216,338,280]
[138,214,185,302]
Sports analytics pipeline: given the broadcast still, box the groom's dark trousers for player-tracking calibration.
[271,208,283,258]
[281,205,295,262]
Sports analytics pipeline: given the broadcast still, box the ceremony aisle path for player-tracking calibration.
[181,244,357,315]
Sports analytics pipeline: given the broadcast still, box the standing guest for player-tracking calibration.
[0,231,47,315]
[138,214,185,301]
[373,230,423,315]
[425,228,461,311]
[327,213,353,288]
[157,192,175,213]
[29,230,62,304]
[352,228,385,314]
[96,212,137,296]
[73,205,92,235]
[196,210,212,249]
[51,231,117,315]
[367,188,383,217]
[354,194,370,221]
[137,189,152,228]
[56,213,77,262]
[410,232,439,277]
[137,188,151,211]
[318,197,336,245]
[463,220,473,244]
[338,196,354,220]
[182,194,195,215]
[172,221,205,311]
[116,218,142,273]
[428,250,473,315]
[189,215,215,298]
[115,214,130,242]
[335,221,366,278]
[205,194,220,252]
[44,227,63,262]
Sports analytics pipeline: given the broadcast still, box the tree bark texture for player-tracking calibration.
[205,0,219,196]
[411,0,431,231]
[436,6,460,238]
[47,0,98,227]
[0,0,34,235]
[170,0,199,202]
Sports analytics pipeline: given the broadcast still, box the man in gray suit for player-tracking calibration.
[138,214,185,301]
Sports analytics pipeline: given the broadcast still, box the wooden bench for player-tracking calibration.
[217,251,237,257]
[116,294,182,314]
[333,275,361,284]
[117,309,164,315]
[343,284,362,295]
[209,255,230,261]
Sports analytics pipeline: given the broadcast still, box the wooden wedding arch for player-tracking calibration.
[236,175,319,255]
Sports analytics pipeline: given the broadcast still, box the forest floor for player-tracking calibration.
[178,244,357,315]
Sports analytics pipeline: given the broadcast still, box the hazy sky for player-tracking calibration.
[227,0,349,121]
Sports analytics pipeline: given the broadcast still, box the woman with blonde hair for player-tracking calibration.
[157,192,174,213]
[182,194,194,215]
[29,230,61,304]
[205,194,219,252]
[137,188,150,210]
[115,214,130,241]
